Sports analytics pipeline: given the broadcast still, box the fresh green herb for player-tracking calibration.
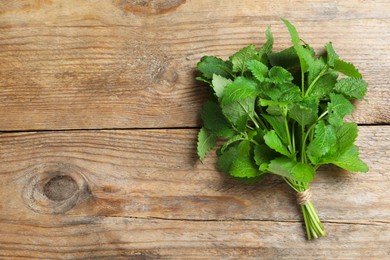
[196,18,368,240]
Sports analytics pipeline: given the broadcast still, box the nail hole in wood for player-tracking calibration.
[43,175,79,201]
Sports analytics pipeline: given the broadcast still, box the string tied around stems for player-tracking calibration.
[296,189,312,205]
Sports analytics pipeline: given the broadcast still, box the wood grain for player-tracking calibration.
[0,0,389,131]
[1,126,389,258]
[1,0,389,258]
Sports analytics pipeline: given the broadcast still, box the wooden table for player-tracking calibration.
[1,0,389,258]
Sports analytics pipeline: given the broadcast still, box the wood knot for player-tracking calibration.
[114,0,186,16]
[43,175,79,201]
[23,163,90,214]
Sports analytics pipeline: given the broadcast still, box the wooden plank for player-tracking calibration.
[0,218,389,259]
[1,126,389,258]
[1,0,389,131]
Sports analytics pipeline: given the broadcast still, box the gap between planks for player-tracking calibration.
[0,123,387,134]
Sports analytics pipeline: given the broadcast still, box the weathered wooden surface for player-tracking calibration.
[0,0,389,130]
[1,0,390,259]
[0,126,389,258]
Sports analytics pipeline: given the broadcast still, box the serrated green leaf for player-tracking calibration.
[254,144,278,171]
[334,59,362,79]
[222,97,255,128]
[211,74,232,98]
[267,66,294,84]
[323,145,368,172]
[325,42,339,67]
[201,100,235,138]
[328,93,354,126]
[258,26,274,62]
[258,99,286,116]
[197,127,217,161]
[220,134,244,153]
[334,78,368,100]
[265,82,302,103]
[336,122,358,153]
[230,45,259,73]
[237,140,251,157]
[289,100,318,127]
[264,130,291,157]
[308,59,326,87]
[247,60,268,82]
[319,122,359,164]
[290,163,316,182]
[267,157,315,182]
[282,18,315,72]
[263,115,289,144]
[197,56,232,79]
[310,71,338,99]
[307,120,337,164]
[267,46,300,70]
[221,77,259,104]
[235,114,249,132]
[217,145,237,173]
[230,156,262,178]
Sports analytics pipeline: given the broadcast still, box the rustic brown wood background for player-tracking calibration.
[1,0,389,259]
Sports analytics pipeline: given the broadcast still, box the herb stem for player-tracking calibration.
[291,122,296,153]
[254,113,267,130]
[301,69,305,96]
[283,113,295,155]
[300,125,306,163]
[318,110,329,121]
[238,102,261,129]
[301,205,312,240]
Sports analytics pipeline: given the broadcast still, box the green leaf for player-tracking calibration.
[289,100,318,127]
[197,127,217,161]
[336,122,358,153]
[259,98,288,108]
[218,144,263,179]
[230,45,258,73]
[267,157,315,182]
[258,26,274,62]
[265,82,302,103]
[325,42,339,67]
[268,46,300,70]
[247,60,268,82]
[264,130,291,157]
[334,59,362,79]
[211,74,232,98]
[237,140,251,157]
[263,115,289,145]
[334,78,368,100]
[217,145,238,173]
[201,100,235,138]
[196,76,211,84]
[308,59,326,87]
[222,97,255,128]
[267,66,294,84]
[324,145,369,172]
[320,122,359,163]
[197,56,232,79]
[221,77,259,104]
[310,71,339,99]
[282,18,314,72]
[328,93,354,126]
[230,156,262,178]
[254,144,278,171]
[220,134,243,153]
[307,120,337,164]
